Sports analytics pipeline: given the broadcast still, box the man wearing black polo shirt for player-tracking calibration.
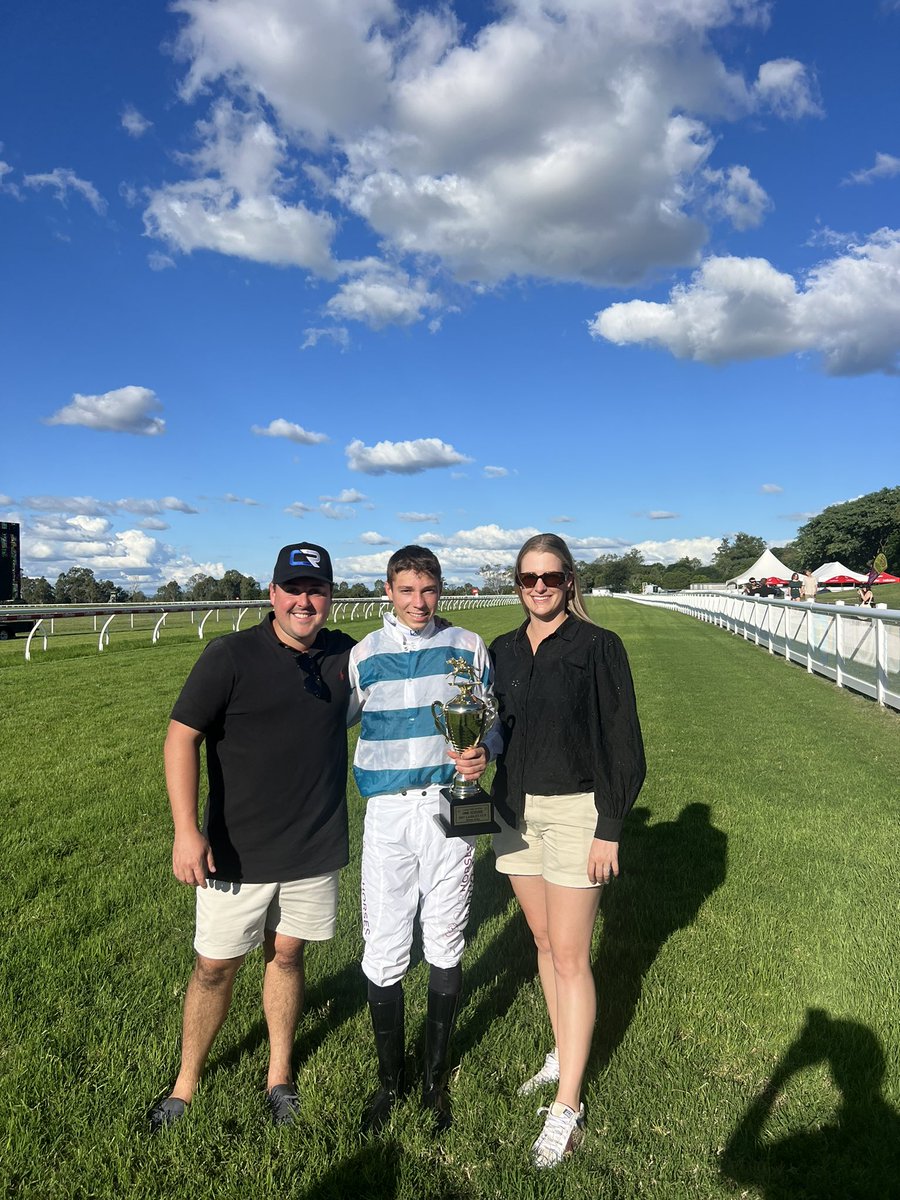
[149,543,354,1132]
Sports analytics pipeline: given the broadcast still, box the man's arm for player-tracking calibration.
[164,718,215,887]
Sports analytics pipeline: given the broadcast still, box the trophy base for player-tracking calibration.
[433,787,500,838]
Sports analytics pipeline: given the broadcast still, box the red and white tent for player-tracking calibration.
[874,572,900,584]
[813,561,867,585]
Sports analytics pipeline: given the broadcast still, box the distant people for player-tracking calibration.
[801,569,818,601]
[742,577,757,596]
[789,572,801,601]
[857,584,875,608]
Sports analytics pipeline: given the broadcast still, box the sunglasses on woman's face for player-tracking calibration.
[517,571,570,589]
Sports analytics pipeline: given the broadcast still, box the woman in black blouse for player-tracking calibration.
[489,533,645,1169]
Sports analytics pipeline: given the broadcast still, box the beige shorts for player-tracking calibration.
[194,871,340,959]
[493,792,601,889]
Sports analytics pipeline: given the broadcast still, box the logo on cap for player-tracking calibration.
[290,548,321,568]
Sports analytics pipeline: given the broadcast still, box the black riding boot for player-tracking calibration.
[421,988,459,1133]
[361,993,405,1135]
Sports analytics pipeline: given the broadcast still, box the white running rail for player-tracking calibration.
[623,591,900,712]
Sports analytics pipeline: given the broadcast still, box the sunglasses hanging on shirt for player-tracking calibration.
[297,653,331,701]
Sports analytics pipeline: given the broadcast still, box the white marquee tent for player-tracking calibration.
[812,561,867,584]
[727,549,798,587]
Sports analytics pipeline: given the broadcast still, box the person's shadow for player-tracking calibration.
[721,1008,900,1200]
[592,802,728,1068]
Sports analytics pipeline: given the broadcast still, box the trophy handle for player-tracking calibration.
[431,700,447,738]
[483,695,498,725]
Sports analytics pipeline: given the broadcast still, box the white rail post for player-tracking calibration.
[98,613,116,652]
[199,610,215,639]
[24,619,46,663]
[835,602,844,689]
[875,612,888,707]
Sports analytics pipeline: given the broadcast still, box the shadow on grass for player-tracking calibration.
[299,1139,401,1200]
[592,802,728,1069]
[721,1008,900,1200]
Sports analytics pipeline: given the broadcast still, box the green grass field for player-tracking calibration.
[2,600,898,1199]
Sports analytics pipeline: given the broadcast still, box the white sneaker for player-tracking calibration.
[517,1049,560,1096]
[531,1100,586,1169]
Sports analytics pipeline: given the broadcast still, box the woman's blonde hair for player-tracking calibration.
[514,533,595,625]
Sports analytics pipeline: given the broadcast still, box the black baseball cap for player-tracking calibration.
[272,543,333,587]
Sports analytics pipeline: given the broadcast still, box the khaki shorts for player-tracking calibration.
[493,792,601,889]
[194,871,340,959]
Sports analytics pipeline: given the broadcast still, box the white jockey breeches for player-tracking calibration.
[361,791,476,988]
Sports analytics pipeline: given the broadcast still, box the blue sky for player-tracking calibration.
[2,0,899,590]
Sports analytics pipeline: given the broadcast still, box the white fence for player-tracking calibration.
[2,595,519,662]
[624,591,900,713]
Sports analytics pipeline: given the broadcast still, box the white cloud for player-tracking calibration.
[0,493,14,506]
[302,326,350,351]
[252,417,329,443]
[326,266,441,329]
[113,496,199,515]
[21,518,226,588]
[398,511,439,523]
[284,501,312,517]
[121,105,153,137]
[751,59,822,119]
[22,495,107,515]
[360,531,392,545]
[223,493,261,505]
[646,510,681,519]
[139,517,170,530]
[591,229,900,375]
[631,536,721,564]
[151,0,820,306]
[0,161,20,197]
[148,251,176,271]
[320,488,367,503]
[346,436,471,475]
[550,515,574,523]
[143,100,338,275]
[27,514,114,543]
[760,483,783,494]
[335,522,629,579]
[319,502,355,520]
[483,465,509,479]
[843,152,900,186]
[703,164,771,231]
[23,167,107,214]
[43,386,165,435]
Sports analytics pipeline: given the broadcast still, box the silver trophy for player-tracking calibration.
[431,656,499,837]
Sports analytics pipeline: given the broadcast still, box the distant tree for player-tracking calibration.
[155,580,184,602]
[479,563,514,594]
[21,576,54,603]
[131,590,148,603]
[221,569,262,600]
[54,566,104,604]
[712,533,767,581]
[186,573,220,601]
[790,487,900,572]
[604,550,645,593]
